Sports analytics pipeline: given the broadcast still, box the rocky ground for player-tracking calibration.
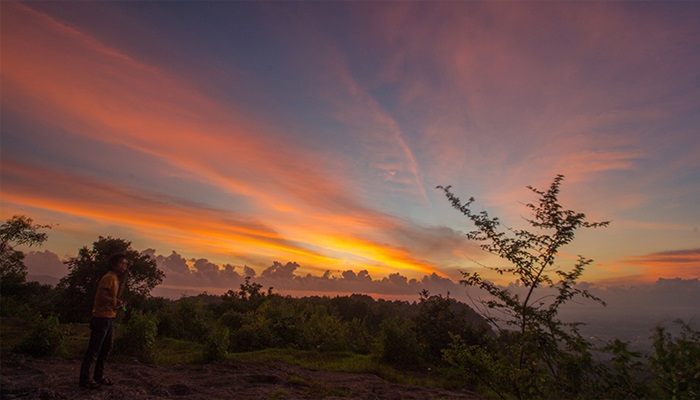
[1,353,481,400]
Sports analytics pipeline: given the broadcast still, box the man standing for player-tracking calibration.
[79,253,127,389]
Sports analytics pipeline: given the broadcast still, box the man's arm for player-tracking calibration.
[98,287,123,310]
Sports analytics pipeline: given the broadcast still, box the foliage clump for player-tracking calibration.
[16,314,65,358]
[0,215,51,296]
[374,318,422,366]
[115,310,158,363]
[650,320,700,400]
[203,323,230,362]
[438,175,610,398]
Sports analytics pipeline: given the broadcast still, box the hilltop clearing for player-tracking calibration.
[1,353,481,400]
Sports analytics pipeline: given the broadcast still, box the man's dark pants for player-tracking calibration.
[80,317,114,384]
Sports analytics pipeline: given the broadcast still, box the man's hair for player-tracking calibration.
[108,253,127,269]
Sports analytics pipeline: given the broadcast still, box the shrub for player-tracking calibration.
[16,314,64,357]
[203,323,230,362]
[116,310,158,363]
[175,297,213,342]
[599,338,650,399]
[346,318,372,354]
[230,313,273,351]
[650,320,700,400]
[438,176,610,398]
[0,296,34,318]
[257,298,304,348]
[374,319,422,367]
[155,297,214,342]
[303,308,349,352]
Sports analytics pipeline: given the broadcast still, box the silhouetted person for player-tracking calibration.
[79,253,127,389]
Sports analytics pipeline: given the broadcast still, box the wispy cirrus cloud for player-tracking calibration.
[347,2,699,196]
[3,1,699,287]
[1,2,454,277]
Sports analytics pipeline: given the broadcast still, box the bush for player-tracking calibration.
[303,308,349,352]
[650,320,700,399]
[1,282,56,319]
[115,310,158,363]
[0,296,35,318]
[346,318,372,354]
[203,323,230,362]
[16,314,64,357]
[374,319,422,367]
[258,299,304,348]
[175,297,213,342]
[153,297,214,342]
[229,314,273,351]
[438,176,610,398]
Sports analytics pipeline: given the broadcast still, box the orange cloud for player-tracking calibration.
[2,2,359,217]
[619,249,700,281]
[0,160,317,259]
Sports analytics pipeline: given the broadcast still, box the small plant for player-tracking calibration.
[438,175,610,398]
[203,323,230,362]
[116,310,158,363]
[599,338,650,399]
[230,314,273,351]
[650,320,700,400]
[374,319,423,367]
[267,388,290,400]
[16,314,64,357]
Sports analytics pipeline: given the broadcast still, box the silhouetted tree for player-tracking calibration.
[56,236,164,322]
[0,215,51,296]
[439,175,609,399]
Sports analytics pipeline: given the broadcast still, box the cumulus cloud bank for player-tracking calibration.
[23,248,700,319]
[139,249,461,300]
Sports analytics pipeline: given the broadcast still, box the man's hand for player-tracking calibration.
[116,299,125,309]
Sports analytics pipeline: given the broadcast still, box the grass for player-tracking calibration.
[229,348,457,389]
[1,317,461,391]
[267,388,291,400]
[0,317,32,353]
[152,337,204,364]
[229,348,374,372]
[61,322,91,359]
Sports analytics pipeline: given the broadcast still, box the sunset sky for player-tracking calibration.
[2,1,699,298]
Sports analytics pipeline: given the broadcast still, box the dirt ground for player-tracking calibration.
[0,353,482,400]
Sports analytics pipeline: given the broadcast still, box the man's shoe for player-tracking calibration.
[80,380,100,389]
[95,377,114,386]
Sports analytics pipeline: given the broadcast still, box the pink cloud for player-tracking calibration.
[619,248,700,281]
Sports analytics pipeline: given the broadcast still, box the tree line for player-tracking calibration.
[1,175,698,399]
